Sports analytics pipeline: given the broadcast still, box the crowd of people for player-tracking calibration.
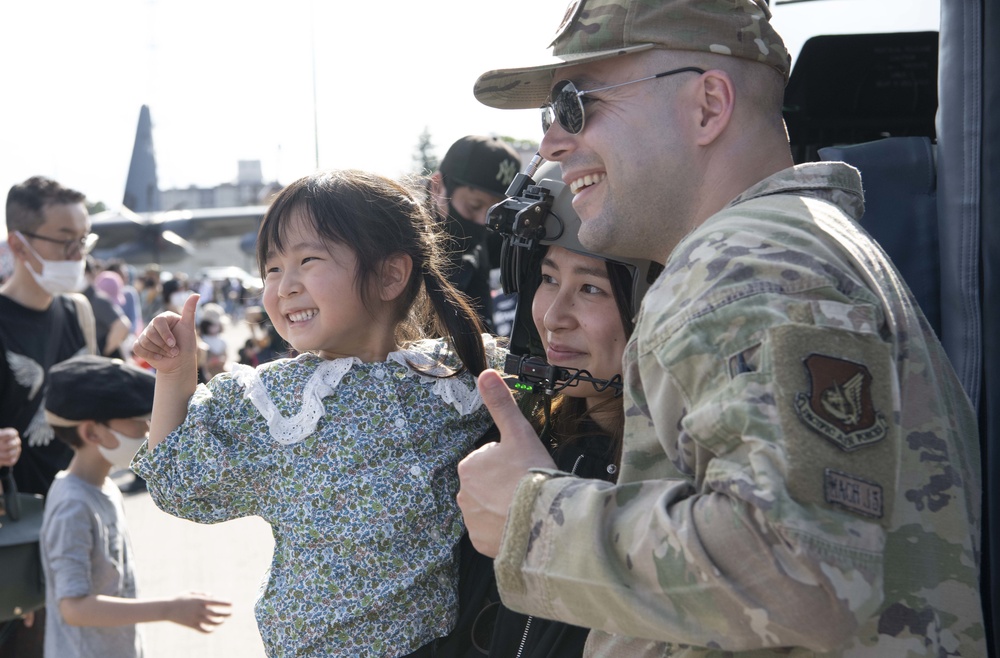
[0,0,987,657]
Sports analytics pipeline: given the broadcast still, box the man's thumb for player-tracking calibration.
[478,369,534,444]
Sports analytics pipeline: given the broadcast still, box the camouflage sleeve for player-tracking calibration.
[495,237,898,651]
[496,304,890,650]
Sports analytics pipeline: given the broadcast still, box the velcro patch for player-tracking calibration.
[550,0,583,46]
[824,469,884,518]
[769,323,897,528]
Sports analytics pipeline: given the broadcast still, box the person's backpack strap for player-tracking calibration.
[65,293,98,355]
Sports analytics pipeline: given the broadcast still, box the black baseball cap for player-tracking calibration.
[438,135,522,197]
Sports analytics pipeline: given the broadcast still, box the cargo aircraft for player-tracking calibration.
[88,105,267,265]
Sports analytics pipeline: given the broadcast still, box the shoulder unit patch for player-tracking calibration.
[795,353,888,451]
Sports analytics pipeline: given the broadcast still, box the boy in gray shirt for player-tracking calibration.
[41,355,231,657]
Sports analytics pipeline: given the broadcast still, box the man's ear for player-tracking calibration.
[377,253,413,303]
[694,69,736,146]
[427,173,449,220]
[7,232,30,262]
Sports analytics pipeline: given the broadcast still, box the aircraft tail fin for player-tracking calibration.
[122,105,160,212]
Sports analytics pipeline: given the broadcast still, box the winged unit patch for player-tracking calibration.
[794,353,888,451]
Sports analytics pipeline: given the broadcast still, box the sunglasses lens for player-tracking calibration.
[542,81,585,135]
[541,105,555,133]
[553,81,584,134]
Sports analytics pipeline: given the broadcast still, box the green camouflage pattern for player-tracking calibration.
[493,162,985,656]
[553,0,789,79]
[473,0,790,109]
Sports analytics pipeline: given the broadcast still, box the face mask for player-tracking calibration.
[445,203,490,252]
[99,428,148,471]
[15,232,87,294]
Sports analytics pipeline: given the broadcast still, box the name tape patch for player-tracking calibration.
[824,468,884,518]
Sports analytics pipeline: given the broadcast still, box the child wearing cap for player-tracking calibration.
[40,355,232,658]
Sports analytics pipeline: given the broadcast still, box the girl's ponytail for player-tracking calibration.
[421,265,488,377]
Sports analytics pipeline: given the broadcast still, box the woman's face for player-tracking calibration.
[531,246,628,408]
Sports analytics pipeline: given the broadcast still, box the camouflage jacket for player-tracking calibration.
[493,163,985,656]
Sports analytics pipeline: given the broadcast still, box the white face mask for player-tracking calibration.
[15,231,86,294]
[99,428,148,471]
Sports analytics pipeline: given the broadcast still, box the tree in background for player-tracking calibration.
[412,127,438,176]
[496,136,539,157]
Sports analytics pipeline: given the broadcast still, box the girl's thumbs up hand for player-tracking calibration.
[134,293,201,377]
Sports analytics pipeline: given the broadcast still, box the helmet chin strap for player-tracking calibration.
[501,354,624,398]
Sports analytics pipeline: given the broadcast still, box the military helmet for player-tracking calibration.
[494,161,662,360]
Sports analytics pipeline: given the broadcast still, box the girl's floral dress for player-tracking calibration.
[133,336,503,657]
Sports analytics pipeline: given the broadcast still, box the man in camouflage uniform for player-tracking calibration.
[456,0,986,655]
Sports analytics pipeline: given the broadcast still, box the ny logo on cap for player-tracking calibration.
[496,160,519,188]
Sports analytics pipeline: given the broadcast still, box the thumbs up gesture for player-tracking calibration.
[457,369,557,558]
[133,293,201,376]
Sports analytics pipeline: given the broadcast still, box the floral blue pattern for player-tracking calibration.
[132,337,503,657]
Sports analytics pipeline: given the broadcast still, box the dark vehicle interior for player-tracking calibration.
[780,2,998,652]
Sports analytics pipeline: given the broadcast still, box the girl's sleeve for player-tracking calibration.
[132,372,273,523]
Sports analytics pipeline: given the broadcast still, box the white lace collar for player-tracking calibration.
[228,340,492,446]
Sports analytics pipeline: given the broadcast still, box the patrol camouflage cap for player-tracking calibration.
[439,135,523,197]
[474,0,790,110]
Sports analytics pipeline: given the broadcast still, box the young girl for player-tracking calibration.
[131,170,504,657]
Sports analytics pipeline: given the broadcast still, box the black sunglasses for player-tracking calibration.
[541,66,706,135]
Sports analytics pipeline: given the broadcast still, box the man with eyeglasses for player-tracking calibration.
[1,176,99,655]
[456,1,985,656]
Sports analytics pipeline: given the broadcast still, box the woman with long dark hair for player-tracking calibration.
[442,163,660,657]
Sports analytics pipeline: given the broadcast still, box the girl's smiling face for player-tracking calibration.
[531,245,627,409]
[262,209,395,362]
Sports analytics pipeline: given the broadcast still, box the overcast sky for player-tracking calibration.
[0,0,938,237]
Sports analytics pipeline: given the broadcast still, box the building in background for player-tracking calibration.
[160,160,281,212]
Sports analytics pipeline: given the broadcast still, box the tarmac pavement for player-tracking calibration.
[120,486,272,658]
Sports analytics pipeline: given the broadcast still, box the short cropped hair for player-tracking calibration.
[6,176,86,233]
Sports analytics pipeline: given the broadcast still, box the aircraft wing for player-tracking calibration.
[89,205,268,264]
[151,205,269,242]
[90,205,267,248]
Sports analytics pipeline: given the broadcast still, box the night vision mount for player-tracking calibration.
[486,154,627,397]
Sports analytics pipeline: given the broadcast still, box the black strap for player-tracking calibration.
[1,467,22,521]
[42,296,66,371]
